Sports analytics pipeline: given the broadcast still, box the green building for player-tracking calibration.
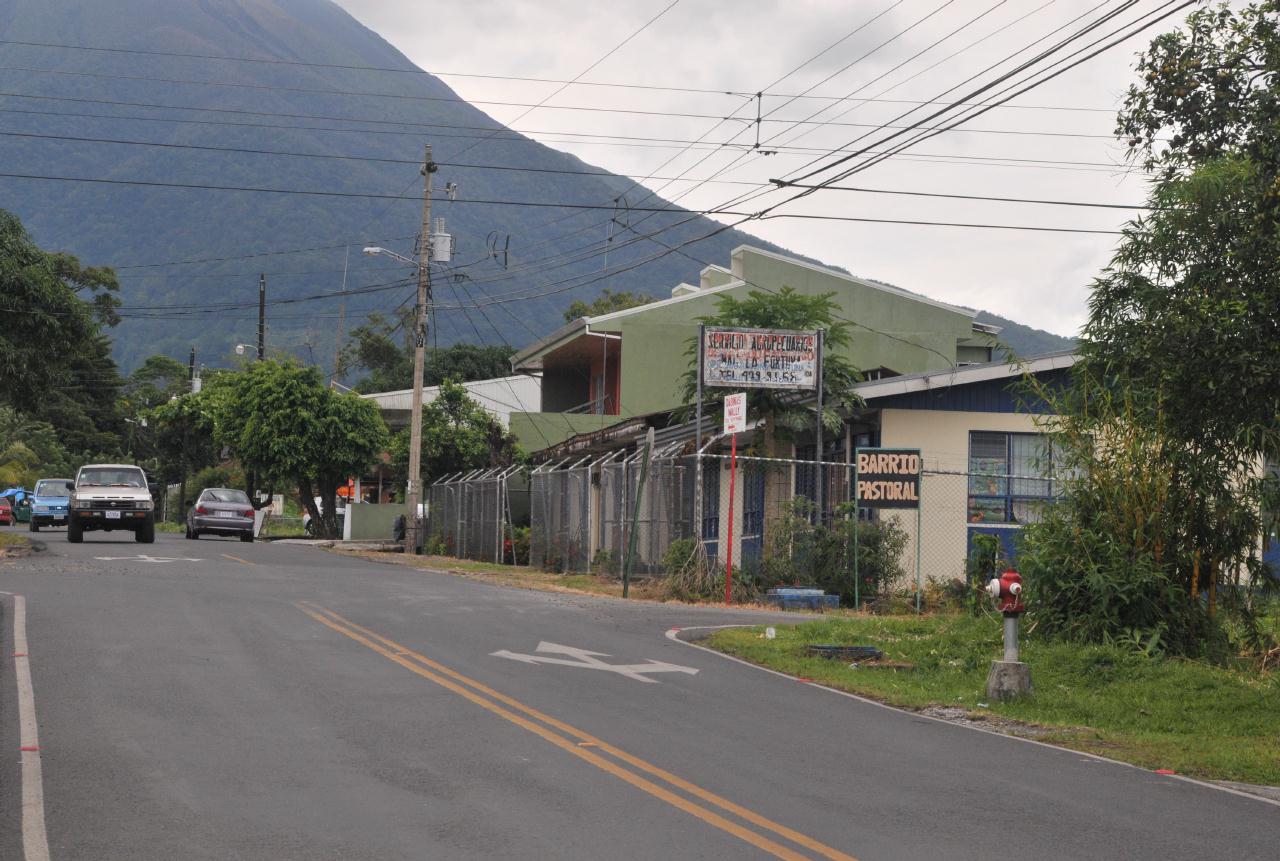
[508,245,998,451]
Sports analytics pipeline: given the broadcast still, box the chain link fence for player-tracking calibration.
[598,452,697,577]
[424,466,523,564]
[529,457,596,572]
[522,449,1048,606]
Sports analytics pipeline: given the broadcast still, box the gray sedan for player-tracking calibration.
[185,488,255,542]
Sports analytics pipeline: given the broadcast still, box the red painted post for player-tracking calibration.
[724,433,737,605]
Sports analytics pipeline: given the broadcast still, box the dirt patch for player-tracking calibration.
[0,536,43,558]
[916,705,1074,740]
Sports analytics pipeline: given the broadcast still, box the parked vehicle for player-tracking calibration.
[0,497,11,526]
[301,496,346,537]
[186,488,255,542]
[13,497,31,523]
[66,464,156,544]
[29,478,72,531]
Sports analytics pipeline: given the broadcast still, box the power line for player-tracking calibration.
[0,97,1133,164]
[0,170,722,210]
[0,64,1120,138]
[472,0,1061,313]
[446,0,683,162]
[424,2,1173,310]
[0,36,1118,111]
[756,212,1122,233]
[111,235,415,270]
[767,182,1148,209]
[783,1,1165,189]
[807,0,1185,198]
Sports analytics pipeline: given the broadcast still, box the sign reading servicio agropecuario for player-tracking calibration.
[702,327,818,390]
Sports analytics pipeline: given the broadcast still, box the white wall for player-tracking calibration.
[878,409,1047,584]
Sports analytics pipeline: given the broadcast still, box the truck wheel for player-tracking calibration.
[239,531,254,543]
[67,516,83,543]
[136,517,155,544]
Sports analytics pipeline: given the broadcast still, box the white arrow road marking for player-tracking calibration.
[491,641,699,683]
[93,554,203,563]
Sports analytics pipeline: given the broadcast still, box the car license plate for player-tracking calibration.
[105,510,121,519]
[217,510,236,518]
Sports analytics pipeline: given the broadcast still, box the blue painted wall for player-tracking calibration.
[868,368,1070,414]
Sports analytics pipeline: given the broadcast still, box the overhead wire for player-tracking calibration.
[2,3,1166,372]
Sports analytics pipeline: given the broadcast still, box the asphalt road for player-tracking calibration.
[0,525,1276,860]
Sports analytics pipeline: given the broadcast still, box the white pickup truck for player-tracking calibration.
[67,463,156,544]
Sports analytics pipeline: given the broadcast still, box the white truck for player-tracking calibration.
[66,464,156,544]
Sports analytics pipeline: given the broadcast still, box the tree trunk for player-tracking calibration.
[299,476,323,536]
[320,477,341,540]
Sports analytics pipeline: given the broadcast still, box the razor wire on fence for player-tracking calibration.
[598,449,696,577]
[424,466,521,564]
[529,456,596,573]
[522,450,1057,608]
[428,448,1057,608]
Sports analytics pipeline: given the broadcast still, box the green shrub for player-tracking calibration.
[963,533,1002,615]
[751,499,908,608]
[592,548,619,576]
[660,538,722,602]
[505,526,530,566]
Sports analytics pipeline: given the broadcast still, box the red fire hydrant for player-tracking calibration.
[985,568,1024,615]
[985,567,1031,700]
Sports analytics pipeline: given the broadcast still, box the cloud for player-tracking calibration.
[333,0,1167,337]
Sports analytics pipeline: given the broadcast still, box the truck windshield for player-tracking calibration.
[78,468,146,488]
[35,480,71,497]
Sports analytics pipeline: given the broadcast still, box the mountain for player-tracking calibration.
[975,311,1077,360]
[0,0,1074,373]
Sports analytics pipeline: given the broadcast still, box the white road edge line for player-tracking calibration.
[13,595,52,861]
[665,624,1280,810]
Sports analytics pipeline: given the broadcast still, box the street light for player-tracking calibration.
[363,246,417,266]
[234,343,256,356]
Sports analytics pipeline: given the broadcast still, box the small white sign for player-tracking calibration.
[723,392,747,435]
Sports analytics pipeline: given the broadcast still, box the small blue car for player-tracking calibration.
[29,478,73,532]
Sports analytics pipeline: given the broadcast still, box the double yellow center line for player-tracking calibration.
[296,602,857,861]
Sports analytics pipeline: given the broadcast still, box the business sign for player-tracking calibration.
[723,392,747,434]
[855,448,921,509]
[702,327,819,390]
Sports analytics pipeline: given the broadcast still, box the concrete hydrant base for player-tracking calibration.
[986,660,1032,701]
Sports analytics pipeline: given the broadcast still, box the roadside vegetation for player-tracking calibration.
[708,611,1280,786]
[335,548,671,600]
[0,531,31,550]
[1012,0,1280,662]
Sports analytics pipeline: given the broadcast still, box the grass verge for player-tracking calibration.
[707,614,1280,786]
[332,549,671,600]
[0,531,30,549]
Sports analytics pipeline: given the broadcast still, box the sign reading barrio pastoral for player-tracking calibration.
[855,448,922,509]
[702,327,819,390]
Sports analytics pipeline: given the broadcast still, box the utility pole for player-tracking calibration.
[332,245,350,384]
[405,143,435,554]
[179,345,196,526]
[248,276,266,516]
[257,273,266,361]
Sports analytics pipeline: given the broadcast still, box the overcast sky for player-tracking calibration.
[333,0,1172,338]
